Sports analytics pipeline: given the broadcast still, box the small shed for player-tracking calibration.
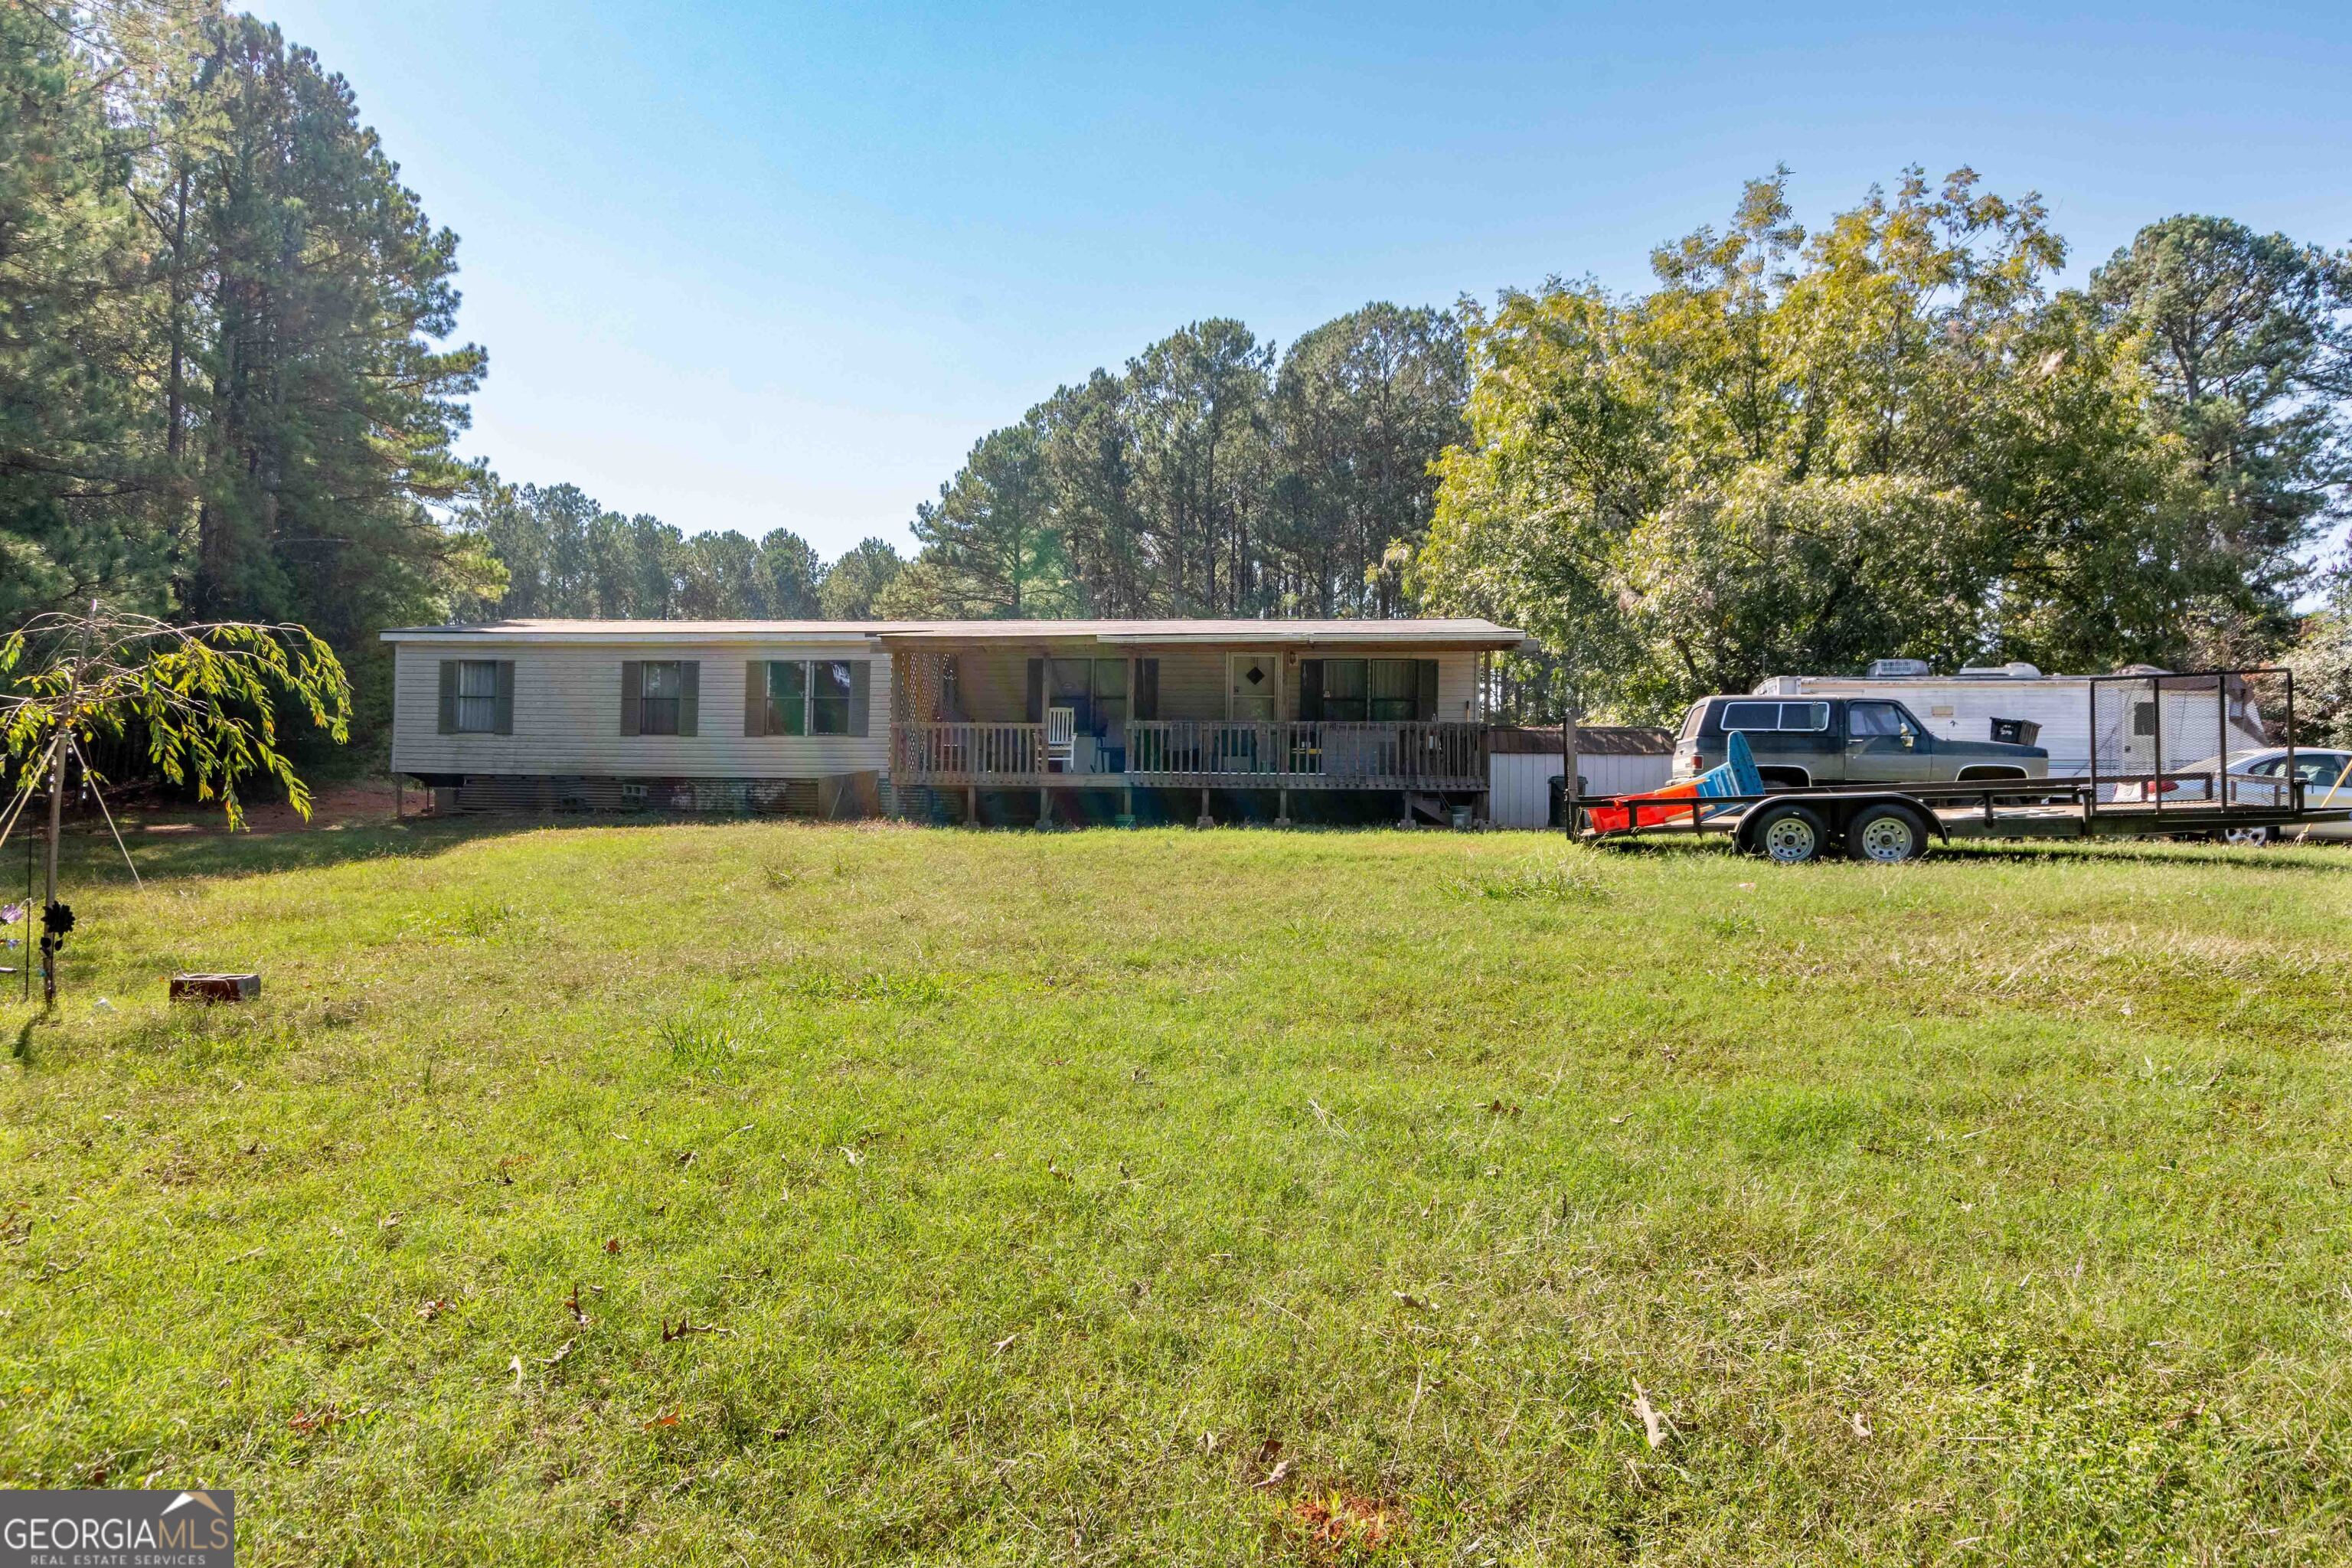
[1487,726,1675,828]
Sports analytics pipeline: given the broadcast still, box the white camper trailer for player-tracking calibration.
[1750,662,2270,782]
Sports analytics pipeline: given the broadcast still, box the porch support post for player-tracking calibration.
[1121,784,1134,828]
[1038,786,1050,829]
[966,785,976,826]
[1197,787,1213,828]
[1276,786,1289,827]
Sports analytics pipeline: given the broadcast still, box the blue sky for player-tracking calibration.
[249,1,2352,560]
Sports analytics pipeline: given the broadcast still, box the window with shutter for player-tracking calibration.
[811,661,854,735]
[451,660,502,733]
[639,661,686,735]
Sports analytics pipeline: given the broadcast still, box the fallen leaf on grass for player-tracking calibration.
[567,1282,590,1327]
[1851,1411,1871,1439]
[642,1411,679,1431]
[1632,1382,1668,1449]
[604,1238,621,1255]
[508,1355,524,1391]
[1393,1292,1430,1311]
[543,1338,576,1368]
[1247,1437,1291,1489]
[288,1406,340,1436]
[991,1332,1019,1356]
[416,1297,455,1321]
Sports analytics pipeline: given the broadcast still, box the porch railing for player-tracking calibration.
[895,722,1046,781]
[894,720,1483,786]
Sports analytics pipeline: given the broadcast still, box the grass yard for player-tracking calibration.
[5,818,2352,1564]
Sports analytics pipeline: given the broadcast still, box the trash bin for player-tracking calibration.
[1989,717,2041,746]
[1546,773,1591,828]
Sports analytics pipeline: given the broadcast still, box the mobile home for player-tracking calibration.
[385,617,1534,825]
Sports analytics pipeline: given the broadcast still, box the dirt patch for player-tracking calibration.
[1285,1490,1407,1563]
[114,779,410,836]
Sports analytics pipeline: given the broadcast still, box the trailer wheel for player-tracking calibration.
[1749,803,1830,864]
[1846,803,1929,863]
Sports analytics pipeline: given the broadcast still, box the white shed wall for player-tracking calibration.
[1488,752,1674,828]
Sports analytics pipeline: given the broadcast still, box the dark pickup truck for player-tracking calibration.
[1671,694,2049,790]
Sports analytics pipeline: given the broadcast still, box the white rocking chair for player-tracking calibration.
[1045,706,1076,773]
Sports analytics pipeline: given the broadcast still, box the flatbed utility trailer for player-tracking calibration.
[1573,778,2352,862]
[1569,668,2352,862]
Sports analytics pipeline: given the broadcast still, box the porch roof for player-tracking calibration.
[875,619,1531,650]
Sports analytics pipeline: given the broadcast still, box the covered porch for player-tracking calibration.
[881,626,1504,824]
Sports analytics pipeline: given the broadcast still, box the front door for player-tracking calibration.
[1227,652,1278,721]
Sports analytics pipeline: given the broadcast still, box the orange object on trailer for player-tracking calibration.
[1584,776,1704,833]
[1583,732,1762,834]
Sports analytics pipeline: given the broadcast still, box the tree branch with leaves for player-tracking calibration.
[0,603,350,1004]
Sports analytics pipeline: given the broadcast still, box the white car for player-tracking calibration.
[2114,746,2352,842]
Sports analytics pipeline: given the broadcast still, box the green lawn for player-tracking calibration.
[5,818,2352,1564]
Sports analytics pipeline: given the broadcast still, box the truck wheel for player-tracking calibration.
[1749,803,1829,864]
[1846,803,1928,863]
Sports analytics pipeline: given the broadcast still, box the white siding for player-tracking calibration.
[1489,753,1674,828]
[391,639,889,779]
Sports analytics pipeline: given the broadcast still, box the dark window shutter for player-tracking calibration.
[849,661,871,737]
[678,662,700,737]
[437,660,459,734]
[1297,659,1323,722]
[1416,660,1439,722]
[619,661,642,736]
[1026,658,1044,724]
[1135,658,1158,720]
[745,662,766,736]
[494,661,515,734]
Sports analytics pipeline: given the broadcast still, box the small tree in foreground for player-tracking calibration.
[0,606,352,1005]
